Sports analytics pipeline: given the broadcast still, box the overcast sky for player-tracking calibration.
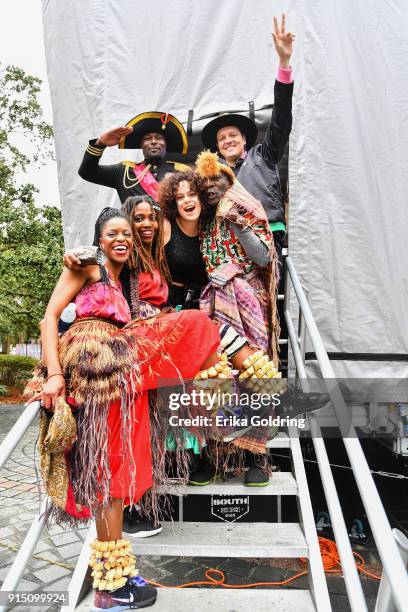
[0,1,59,207]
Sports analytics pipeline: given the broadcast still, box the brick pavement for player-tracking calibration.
[0,404,381,612]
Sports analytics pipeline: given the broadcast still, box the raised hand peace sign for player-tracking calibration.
[272,14,295,67]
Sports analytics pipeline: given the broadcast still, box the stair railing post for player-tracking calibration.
[375,529,408,612]
[0,401,41,471]
[285,256,408,612]
[0,497,50,612]
[285,298,368,611]
[60,522,96,612]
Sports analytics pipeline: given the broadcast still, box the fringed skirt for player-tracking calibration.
[25,311,220,524]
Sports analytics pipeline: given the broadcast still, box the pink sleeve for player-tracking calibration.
[277,66,293,84]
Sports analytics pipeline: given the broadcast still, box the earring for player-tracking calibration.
[96,247,106,265]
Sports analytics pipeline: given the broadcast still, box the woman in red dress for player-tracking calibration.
[27,207,265,611]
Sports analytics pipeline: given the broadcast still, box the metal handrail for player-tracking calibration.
[0,400,96,611]
[284,265,368,612]
[284,256,408,612]
[288,426,332,611]
[375,529,408,612]
[0,401,47,612]
[0,498,50,612]
[0,401,41,471]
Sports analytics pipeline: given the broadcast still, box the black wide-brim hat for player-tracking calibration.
[119,112,188,154]
[201,114,258,152]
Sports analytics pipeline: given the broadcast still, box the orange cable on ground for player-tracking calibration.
[300,537,381,580]
[145,537,381,589]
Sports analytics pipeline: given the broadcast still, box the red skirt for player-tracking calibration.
[34,310,220,522]
[103,310,220,505]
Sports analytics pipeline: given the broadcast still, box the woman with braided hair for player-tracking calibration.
[65,196,170,320]
[26,207,159,608]
[63,196,247,531]
[120,195,171,320]
[118,194,207,536]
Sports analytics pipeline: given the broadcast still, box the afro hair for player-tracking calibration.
[195,150,235,185]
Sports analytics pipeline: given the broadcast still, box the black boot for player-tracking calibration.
[276,384,329,419]
[244,453,269,486]
[122,507,162,538]
[188,457,218,486]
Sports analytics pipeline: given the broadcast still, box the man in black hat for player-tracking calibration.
[201,14,295,267]
[78,112,190,202]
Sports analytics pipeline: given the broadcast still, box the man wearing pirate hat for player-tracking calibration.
[201,14,295,266]
[78,112,190,202]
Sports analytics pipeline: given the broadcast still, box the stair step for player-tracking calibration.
[266,432,290,448]
[223,432,290,448]
[77,587,316,611]
[129,522,308,558]
[159,472,298,496]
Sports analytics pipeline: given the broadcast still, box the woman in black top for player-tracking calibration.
[160,172,208,308]
[159,170,279,487]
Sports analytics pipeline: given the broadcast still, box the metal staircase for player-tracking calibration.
[75,430,330,612]
[1,255,407,612]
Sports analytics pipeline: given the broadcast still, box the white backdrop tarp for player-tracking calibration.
[42,0,408,377]
[41,0,293,246]
[289,0,408,378]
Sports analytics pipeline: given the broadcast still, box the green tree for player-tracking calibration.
[0,64,63,352]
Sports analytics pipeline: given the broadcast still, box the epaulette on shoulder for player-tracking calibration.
[168,161,192,172]
[121,160,138,168]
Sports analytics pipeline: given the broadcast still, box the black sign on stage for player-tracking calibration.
[211,494,250,523]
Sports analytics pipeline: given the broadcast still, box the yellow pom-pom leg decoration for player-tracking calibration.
[89,539,138,592]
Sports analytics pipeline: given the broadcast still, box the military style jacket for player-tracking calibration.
[78,139,190,203]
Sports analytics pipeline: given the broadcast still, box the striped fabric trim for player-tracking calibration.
[86,145,104,157]
[219,323,247,358]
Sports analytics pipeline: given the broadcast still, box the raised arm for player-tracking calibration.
[78,126,132,188]
[261,14,295,163]
[63,246,99,271]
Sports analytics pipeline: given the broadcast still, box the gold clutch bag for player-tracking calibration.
[38,397,77,511]
[43,396,77,453]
